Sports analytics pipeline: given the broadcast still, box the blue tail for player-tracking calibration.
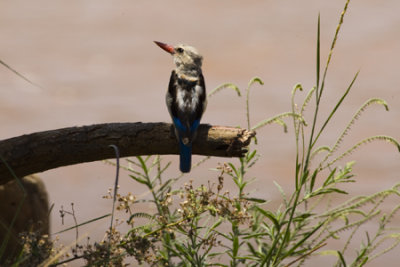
[179,139,192,173]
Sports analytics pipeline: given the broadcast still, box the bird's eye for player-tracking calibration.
[176,47,184,53]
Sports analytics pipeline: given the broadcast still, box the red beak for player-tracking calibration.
[154,41,175,54]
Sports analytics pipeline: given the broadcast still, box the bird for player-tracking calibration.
[154,41,207,173]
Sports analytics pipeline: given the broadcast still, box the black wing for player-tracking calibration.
[166,70,206,141]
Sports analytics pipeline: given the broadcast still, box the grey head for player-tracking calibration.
[154,41,203,76]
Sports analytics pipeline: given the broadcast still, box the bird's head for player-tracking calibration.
[154,41,203,75]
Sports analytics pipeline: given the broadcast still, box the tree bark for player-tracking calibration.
[0,122,255,185]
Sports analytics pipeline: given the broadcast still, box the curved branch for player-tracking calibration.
[0,122,255,184]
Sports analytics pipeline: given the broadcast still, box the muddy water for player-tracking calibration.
[1,1,399,266]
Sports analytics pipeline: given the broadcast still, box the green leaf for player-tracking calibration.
[248,77,264,87]
[274,181,288,206]
[292,212,313,222]
[246,149,257,163]
[337,251,347,267]
[251,112,303,132]
[136,156,149,175]
[247,242,261,258]
[255,207,280,230]
[283,222,324,258]
[208,82,241,97]
[316,14,321,91]
[175,243,193,262]
[128,212,153,224]
[323,168,337,187]
[313,71,360,147]
[129,175,149,186]
[228,163,239,178]
[314,187,349,198]
[318,250,339,256]
[309,169,318,192]
[244,197,267,203]
[232,235,239,257]
[206,218,223,237]
[158,178,175,193]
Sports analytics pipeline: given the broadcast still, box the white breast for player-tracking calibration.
[176,85,204,112]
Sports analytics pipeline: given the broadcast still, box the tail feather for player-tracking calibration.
[179,139,192,173]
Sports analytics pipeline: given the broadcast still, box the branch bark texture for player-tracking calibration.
[0,122,255,185]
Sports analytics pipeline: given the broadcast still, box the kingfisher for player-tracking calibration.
[154,41,207,173]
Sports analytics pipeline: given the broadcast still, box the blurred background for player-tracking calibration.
[0,0,399,265]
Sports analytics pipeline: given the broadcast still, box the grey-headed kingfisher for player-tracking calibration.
[154,41,207,173]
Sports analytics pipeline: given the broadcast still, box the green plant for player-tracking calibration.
[81,1,400,265]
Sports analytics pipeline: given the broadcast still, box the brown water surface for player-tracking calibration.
[1,1,399,266]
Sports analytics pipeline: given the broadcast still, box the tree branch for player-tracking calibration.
[0,122,255,185]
